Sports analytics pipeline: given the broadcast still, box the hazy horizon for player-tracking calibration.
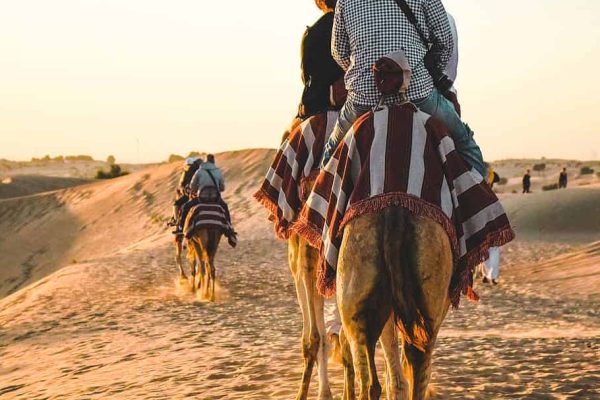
[1,0,599,163]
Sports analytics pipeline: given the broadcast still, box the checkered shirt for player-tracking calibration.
[332,0,453,105]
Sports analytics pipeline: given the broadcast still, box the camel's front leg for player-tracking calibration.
[190,240,204,292]
[289,237,316,400]
[312,289,332,400]
[300,240,332,400]
[175,238,187,279]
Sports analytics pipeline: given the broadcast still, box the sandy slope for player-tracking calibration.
[0,150,599,399]
[500,186,600,243]
[0,149,276,298]
[0,176,92,199]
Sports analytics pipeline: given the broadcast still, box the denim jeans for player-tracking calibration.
[414,88,487,178]
[322,101,372,166]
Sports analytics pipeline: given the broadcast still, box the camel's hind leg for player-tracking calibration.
[339,328,356,400]
[401,216,453,400]
[190,239,204,293]
[205,231,221,301]
[380,316,409,400]
[338,215,392,400]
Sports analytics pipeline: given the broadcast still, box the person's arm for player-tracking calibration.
[331,0,351,71]
[189,170,200,194]
[218,172,225,192]
[177,171,186,193]
[300,28,310,86]
[423,0,453,73]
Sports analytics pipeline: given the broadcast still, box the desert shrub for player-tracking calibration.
[532,163,546,172]
[106,155,116,165]
[596,172,600,179]
[53,155,64,162]
[96,164,128,179]
[142,190,155,205]
[168,154,184,163]
[580,166,595,175]
[66,155,94,161]
[542,183,558,191]
[497,177,508,185]
[187,151,202,158]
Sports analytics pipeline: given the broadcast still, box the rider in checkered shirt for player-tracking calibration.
[322,0,487,179]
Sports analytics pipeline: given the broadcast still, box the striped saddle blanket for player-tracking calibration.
[254,111,339,239]
[292,103,515,307]
[184,202,230,238]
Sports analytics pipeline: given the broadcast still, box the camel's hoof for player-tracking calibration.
[318,390,333,400]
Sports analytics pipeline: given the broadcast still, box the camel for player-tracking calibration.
[337,206,454,400]
[186,228,222,301]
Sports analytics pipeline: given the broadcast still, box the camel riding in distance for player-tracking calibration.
[182,185,231,301]
[293,53,515,399]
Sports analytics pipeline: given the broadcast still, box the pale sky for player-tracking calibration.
[1,0,599,162]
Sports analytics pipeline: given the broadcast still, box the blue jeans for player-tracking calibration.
[322,101,372,166]
[414,88,487,178]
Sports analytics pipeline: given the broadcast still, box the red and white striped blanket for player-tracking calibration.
[254,111,339,239]
[184,202,230,238]
[292,103,515,307]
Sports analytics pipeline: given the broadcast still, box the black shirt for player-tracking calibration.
[298,12,344,119]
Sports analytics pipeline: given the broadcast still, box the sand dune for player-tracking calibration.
[0,150,599,399]
[0,175,91,199]
[0,149,275,298]
[501,186,600,243]
[503,241,600,301]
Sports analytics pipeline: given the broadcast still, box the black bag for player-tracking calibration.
[200,169,222,202]
[392,0,454,93]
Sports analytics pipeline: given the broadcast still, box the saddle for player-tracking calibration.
[199,186,220,203]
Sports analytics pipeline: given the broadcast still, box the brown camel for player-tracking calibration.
[337,206,453,400]
[185,228,222,301]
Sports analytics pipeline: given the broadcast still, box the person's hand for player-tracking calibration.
[321,140,336,168]
[442,90,461,117]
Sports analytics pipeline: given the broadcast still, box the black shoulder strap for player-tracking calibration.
[392,0,430,48]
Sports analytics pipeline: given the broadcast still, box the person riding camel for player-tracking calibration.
[168,157,203,226]
[173,154,237,247]
[298,0,345,120]
[321,0,487,180]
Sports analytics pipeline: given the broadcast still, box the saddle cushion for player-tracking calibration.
[292,103,515,307]
[254,110,339,239]
[184,202,230,238]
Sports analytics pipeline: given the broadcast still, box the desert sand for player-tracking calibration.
[0,151,599,399]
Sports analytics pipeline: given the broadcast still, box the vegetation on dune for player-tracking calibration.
[580,166,595,175]
[168,154,184,163]
[95,164,129,180]
[542,183,559,191]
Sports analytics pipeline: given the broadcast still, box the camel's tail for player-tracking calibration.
[382,207,431,352]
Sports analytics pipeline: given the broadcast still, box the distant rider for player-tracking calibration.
[169,157,203,227]
[174,154,237,247]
